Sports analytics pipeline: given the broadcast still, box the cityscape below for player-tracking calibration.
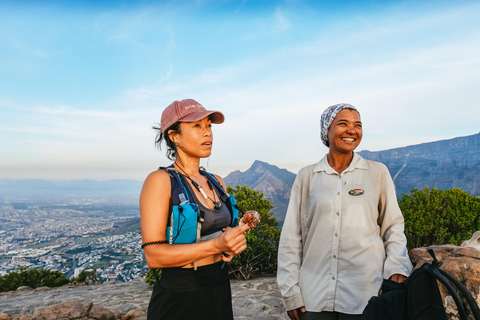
[0,194,145,282]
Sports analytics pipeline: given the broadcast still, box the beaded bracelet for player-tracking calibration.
[141,240,168,249]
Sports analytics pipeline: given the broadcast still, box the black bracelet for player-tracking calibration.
[141,240,168,249]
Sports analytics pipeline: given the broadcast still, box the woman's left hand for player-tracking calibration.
[390,274,406,283]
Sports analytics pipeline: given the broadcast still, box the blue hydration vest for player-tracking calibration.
[160,165,239,244]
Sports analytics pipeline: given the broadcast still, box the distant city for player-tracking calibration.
[0,194,145,282]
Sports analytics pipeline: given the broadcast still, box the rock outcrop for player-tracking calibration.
[410,231,480,320]
[462,231,480,251]
[0,302,129,320]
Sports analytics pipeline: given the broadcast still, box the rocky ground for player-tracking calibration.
[0,275,289,320]
[2,232,479,320]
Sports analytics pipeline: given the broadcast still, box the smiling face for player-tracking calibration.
[169,116,213,159]
[327,109,363,154]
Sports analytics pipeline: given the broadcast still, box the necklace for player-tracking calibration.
[175,164,221,212]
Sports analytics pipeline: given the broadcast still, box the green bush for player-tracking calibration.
[145,268,162,285]
[399,187,480,250]
[227,185,281,279]
[0,267,70,292]
[74,269,99,284]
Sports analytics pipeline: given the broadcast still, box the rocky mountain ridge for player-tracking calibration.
[224,160,296,222]
[358,132,480,197]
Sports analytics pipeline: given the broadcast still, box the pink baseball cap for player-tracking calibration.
[160,99,225,133]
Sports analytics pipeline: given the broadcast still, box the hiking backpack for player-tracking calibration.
[362,249,480,320]
[160,165,240,245]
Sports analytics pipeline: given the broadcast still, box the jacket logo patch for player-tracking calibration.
[349,189,364,196]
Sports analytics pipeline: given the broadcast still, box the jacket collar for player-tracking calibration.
[313,152,368,174]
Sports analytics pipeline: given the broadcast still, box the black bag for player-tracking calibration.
[362,249,480,320]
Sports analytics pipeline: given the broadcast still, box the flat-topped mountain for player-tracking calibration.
[224,160,296,222]
[358,132,480,197]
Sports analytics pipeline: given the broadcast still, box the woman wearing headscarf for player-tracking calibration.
[277,103,412,320]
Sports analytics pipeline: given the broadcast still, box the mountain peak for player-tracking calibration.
[252,160,267,165]
[224,161,296,222]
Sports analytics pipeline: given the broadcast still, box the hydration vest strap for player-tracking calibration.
[201,171,226,194]
[162,166,192,206]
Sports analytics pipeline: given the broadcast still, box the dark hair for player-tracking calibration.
[153,122,181,160]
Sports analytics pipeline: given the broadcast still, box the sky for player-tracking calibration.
[1,0,479,181]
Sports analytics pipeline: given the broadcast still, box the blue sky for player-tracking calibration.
[1,0,479,181]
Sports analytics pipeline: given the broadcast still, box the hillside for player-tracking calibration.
[358,132,480,197]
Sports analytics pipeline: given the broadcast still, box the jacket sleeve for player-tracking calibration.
[377,164,413,279]
[277,170,306,311]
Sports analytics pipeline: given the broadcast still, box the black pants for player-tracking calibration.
[147,262,233,320]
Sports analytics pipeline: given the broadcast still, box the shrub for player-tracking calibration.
[0,267,70,292]
[227,185,281,279]
[145,268,162,285]
[74,269,99,284]
[399,187,480,250]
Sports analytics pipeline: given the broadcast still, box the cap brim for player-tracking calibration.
[179,110,225,124]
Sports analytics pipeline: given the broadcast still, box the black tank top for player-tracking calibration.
[183,182,232,237]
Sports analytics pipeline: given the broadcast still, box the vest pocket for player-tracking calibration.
[167,202,199,244]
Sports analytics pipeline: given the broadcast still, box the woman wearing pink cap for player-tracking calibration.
[277,104,412,320]
[140,99,250,319]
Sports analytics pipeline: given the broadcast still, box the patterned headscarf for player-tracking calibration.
[320,103,359,147]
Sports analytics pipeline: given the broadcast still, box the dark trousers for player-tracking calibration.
[147,262,233,320]
[300,311,362,320]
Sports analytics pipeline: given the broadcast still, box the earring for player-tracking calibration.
[176,142,179,147]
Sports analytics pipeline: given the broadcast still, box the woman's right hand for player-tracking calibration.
[215,224,250,262]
